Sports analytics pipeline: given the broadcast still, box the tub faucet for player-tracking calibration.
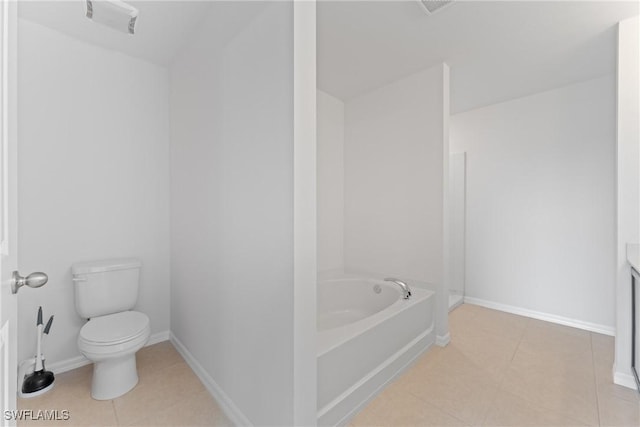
[384,278,412,299]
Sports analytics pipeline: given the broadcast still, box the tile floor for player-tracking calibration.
[17,341,231,426]
[351,304,640,427]
[17,304,640,426]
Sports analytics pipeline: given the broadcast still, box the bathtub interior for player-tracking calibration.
[317,278,401,331]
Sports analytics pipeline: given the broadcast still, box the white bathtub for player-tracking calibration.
[317,277,435,426]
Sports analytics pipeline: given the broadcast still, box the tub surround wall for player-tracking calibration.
[17,19,171,366]
[343,64,450,339]
[317,90,345,274]
[450,75,616,333]
[615,15,640,390]
[170,2,308,425]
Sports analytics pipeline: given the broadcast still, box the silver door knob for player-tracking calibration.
[11,271,48,294]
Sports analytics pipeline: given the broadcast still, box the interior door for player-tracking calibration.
[0,0,18,423]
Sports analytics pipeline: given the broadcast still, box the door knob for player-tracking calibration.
[11,271,48,294]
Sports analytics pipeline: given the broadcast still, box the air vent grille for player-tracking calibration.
[419,0,454,15]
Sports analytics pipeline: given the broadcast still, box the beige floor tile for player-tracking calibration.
[500,365,599,426]
[444,327,520,380]
[520,319,592,358]
[593,352,614,386]
[414,344,446,365]
[352,307,627,427]
[351,390,467,427]
[18,384,118,426]
[127,389,231,427]
[395,345,445,379]
[136,341,185,380]
[18,364,118,426]
[455,303,487,316]
[509,342,595,387]
[526,318,591,337]
[597,382,640,405]
[597,391,640,426]
[462,307,529,341]
[448,304,481,335]
[591,333,615,365]
[483,389,588,426]
[401,363,499,425]
[17,342,224,427]
[350,388,390,426]
[115,361,205,425]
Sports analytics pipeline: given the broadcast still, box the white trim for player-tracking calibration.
[464,297,615,336]
[613,364,639,391]
[47,355,88,375]
[170,332,252,427]
[436,332,451,347]
[1,321,9,420]
[293,1,317,424]
[0,0,10,256]
[146,330,170,346]
[47,330,170,374]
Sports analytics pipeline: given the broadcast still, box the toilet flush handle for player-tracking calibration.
[11,271,48,294]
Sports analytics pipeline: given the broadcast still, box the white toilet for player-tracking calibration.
[72,258,150,400]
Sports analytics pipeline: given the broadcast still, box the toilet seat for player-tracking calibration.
[80,311,149,347]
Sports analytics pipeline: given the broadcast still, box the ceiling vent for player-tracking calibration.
[418,0,454,15]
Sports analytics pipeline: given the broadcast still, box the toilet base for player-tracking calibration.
[91,354,139,400]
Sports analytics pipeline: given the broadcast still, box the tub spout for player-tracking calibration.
[384,278,412,299]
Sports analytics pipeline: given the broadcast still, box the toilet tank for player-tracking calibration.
[72,258,142,319]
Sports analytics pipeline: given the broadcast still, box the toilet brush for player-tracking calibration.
[42,315,54,363]
[21,307,55,397]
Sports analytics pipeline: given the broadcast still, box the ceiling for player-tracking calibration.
[18,0,212,66]
[18,1,639,114]
[318,0,639,113]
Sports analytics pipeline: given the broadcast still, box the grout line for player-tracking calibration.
[508,317,529,364]
[481,320,528,426]
[403,388,469,425]
[111,399,120,426]
[590,332,602,426]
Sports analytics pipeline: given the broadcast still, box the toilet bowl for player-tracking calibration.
[78,310,150,400]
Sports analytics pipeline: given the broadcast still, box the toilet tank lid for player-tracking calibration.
[72,258,142,275]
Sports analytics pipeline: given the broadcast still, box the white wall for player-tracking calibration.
[449,152,466,296]
[344,64,450,338]
[170,3,304,425]
[317,90,344,274]
[17,20,171,365]
[614,15,640,389]
[344,65,448,285]
[450,75,616,331]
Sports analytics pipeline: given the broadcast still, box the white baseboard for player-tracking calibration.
[613,366,639,391]
[436,333,451,347]
[464,297,615,336]
[47,355,88,375]
[147,330,170,346]
[46,330,170,375]
[170,332,251,426]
